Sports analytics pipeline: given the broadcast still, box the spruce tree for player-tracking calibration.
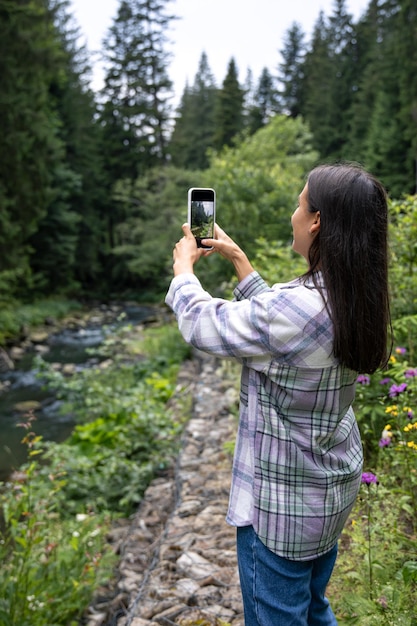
[30,0,107,294]
[0,0,65,300]
[342,0,382,162]
[168,52,218,170]
[395,0,417,193]
[277,22,305,117]
[299,12,334,157]
[246,68,278,133]
[99,0,174,182]
[213,58,244,150]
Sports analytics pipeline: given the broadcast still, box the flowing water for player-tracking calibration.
[0,304,156,481]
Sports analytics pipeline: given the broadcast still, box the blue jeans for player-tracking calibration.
[236,526,338,626]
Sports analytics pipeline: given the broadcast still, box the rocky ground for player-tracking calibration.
[86,352,245,626]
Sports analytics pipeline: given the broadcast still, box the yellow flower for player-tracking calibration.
[389,355,397,364]
[385,405,398,417]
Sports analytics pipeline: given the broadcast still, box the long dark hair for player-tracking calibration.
[305,163,391,374]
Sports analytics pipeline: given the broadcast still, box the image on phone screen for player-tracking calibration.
[188,188,215,248]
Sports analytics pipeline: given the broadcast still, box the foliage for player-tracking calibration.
[0,298,81,346]
[250,238,307,285]
[110,165,197,296]
[213,58,245,150]
[99,0,174,180]
[330,480,417,625]
[389,196,417,340]
[246,67,279,133]
[0,415,116,626]
[196,115,318,291]
[32,322,191,514]
[0,322,192,622]
[277,22,306,118]
[169,52,218,171]
[331,348,417,623]
[0,0,67,298]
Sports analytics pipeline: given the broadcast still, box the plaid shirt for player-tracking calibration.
[165,271,363,561]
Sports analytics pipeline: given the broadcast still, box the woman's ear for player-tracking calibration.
[310,211,320,236]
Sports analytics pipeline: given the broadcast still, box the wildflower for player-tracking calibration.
[361,472,378,485]
[389,355,397,364]
[405,368,417,378]
[378,438,391,448]
[72,531,80,538]
[395,347,407,355]
[379,377,391,385]
[379,425,393,447]
[407,442,417,450]
[404,406,414,419]
[357,374,370,385]
[385,405,398,417]
[389,382,408,398]
[76,513,88,522]
[377,596,389,609]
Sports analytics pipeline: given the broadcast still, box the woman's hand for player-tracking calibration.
[173,223,255,283]
[202,224,255,282]
[173,223,204,276]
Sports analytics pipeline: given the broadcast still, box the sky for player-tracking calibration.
[70,0,370,102]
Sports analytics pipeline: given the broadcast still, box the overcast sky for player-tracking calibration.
[70,0,370,101]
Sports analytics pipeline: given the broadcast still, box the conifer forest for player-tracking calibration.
[0,0,416,310]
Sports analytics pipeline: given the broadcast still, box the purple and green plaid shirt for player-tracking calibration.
[165,270,363,561]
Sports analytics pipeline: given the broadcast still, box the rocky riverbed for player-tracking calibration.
[85,352,245,626]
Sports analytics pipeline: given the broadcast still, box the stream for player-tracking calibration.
[0,304,157,482]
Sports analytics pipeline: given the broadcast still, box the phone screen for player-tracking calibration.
[188,188,216,248]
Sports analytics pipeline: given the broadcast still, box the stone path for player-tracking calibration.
[87,353,244,626]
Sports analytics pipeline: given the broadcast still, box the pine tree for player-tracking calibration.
[359,0,414,195]
[213,58,244,150]
[299,12,334,156]
[277,22,306,117]
[168,52,218,170]
[246,68,278,133]
[342,0,382,162]
[0,0,66,300]
[299,1,360,160]
[30,0,108,294]
[99,0,174,181]
[395,0,417,192]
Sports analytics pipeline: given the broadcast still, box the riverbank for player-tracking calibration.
[85,352,244,626]
[0,302,160,481]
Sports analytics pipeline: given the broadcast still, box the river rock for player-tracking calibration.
[29,331,49,343]
[13,400,42,413]
[34,344,50,355]
[0,347,14,372]
[9,346,25,361]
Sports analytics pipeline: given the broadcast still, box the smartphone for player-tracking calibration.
[188,187,216,249]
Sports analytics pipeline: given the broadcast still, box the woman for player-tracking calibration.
[165,163,390,625]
